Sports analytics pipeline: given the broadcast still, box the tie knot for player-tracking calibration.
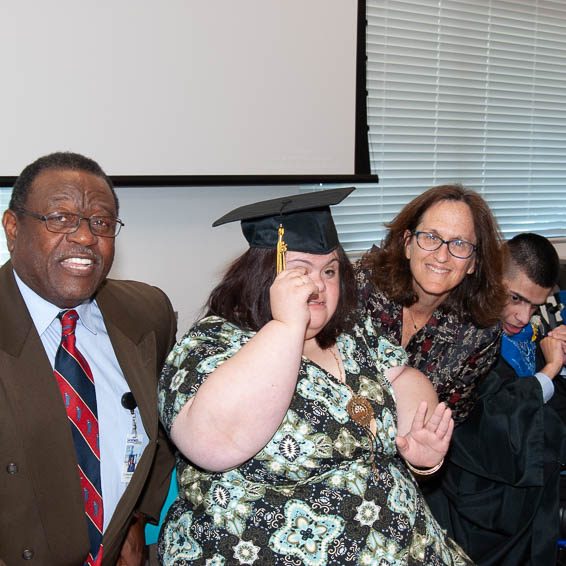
[58,309,79,337]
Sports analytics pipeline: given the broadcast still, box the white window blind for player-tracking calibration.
[327,0,566,252]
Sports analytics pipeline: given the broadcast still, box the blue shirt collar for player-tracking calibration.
[13,269,99,336]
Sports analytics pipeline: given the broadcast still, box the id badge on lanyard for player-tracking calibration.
[121,392,143,484]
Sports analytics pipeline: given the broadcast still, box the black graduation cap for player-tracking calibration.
[212,187,355,255]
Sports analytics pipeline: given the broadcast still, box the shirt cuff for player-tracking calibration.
[535,372,555,403]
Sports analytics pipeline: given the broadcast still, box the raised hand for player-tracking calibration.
[270,268,318,331]
[395,401,454,469]
[546,324,566,368]
[539,335,566,378]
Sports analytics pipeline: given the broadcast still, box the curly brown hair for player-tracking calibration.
[362,184,506,327]
[206,246,357,348]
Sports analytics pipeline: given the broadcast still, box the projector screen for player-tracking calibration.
[1,1,368,183]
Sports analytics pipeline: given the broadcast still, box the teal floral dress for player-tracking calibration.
[157,315,473,566]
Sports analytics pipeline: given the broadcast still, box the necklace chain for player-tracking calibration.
[329,346,344,382]
[407,306,429,332]
[330,346,373,426]
[330,344,377,477]
[407,307,418,331]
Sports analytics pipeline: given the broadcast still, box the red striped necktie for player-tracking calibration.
[54,309,103,566]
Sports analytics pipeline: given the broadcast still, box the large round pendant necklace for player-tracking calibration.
[330,346,375,428]
[346,395,374,428]
[330,345,378,475]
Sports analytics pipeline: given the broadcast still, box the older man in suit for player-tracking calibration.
[0,152,177,566]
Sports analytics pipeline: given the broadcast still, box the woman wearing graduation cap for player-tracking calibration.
[157,188,473,565]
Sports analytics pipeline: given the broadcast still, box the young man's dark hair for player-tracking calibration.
[506,232,560,289]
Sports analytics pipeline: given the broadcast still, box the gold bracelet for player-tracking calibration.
[404,457,444,476]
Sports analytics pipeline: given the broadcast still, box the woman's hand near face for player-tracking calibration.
[171,250,340,472]
[171,266,320,473]
[270,267,318,331]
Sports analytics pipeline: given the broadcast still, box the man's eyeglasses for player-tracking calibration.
[16,209,124,238]
[413,231,476,259]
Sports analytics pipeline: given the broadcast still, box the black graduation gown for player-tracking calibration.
[426,349,566,566]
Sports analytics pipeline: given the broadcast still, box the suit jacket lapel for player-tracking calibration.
[95,283,159,442]
[0,261,90,560]
[94,282,160,551]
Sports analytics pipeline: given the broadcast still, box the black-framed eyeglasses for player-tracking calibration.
[413,231,476,259]
[16,209,124,238]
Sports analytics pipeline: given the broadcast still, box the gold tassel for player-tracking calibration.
[276,224,287,274]
[531,320,538,342]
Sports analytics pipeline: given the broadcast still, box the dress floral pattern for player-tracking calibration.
[356,266,501,424]
[158,315,473,565]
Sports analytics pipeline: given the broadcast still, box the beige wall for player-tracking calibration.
[109,185,297,336]
[553,241,566,259]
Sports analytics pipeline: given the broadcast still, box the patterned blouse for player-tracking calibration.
[356,266,501,425]
[157,315,473,565]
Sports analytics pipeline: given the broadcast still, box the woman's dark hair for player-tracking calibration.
[206,245,357,348]
[362,184,506,327]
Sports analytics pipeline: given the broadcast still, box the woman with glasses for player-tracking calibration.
[358,184,507,424]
